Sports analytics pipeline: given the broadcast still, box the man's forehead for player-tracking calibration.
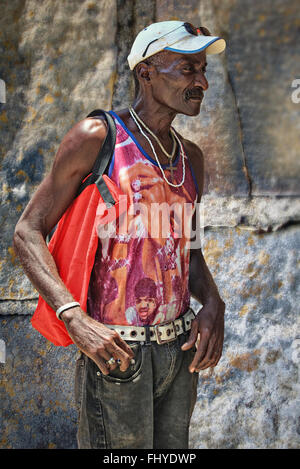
[160,49,207,65]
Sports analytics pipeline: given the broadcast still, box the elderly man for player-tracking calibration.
[14,21,226,449]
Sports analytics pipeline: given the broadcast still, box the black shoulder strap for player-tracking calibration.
[76,110,116,206]
[87,110,116,176]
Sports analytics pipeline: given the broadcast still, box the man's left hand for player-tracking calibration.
[181,298,225,372]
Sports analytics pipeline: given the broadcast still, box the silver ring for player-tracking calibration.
[106,357,116,366]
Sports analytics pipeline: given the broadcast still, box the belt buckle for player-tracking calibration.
[154,320,177,344]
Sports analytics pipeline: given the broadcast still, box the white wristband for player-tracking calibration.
[56,302,80,320]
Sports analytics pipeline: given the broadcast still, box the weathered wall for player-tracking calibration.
[0,0,299,449]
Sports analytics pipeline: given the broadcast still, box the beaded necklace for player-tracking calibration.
[129,106,186,188]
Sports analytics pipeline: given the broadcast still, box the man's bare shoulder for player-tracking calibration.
[53,116,108,177]
[177,133,204,197]
[175,129,203,161]
[58,116,108,159]
[181,137,204,165]
[73,115,108,141]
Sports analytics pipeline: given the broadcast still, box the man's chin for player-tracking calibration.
[180,100,202,116]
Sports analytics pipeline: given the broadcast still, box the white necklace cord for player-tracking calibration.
[129,106,176,160]
[129,107,186,188]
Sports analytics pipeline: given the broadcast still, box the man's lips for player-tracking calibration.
[185,89,204,101]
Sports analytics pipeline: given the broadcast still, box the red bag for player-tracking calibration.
[31,111,125,346]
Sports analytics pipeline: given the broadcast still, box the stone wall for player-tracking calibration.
[0,0,299,448]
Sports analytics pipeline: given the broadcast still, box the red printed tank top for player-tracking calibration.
[87,111,198,326]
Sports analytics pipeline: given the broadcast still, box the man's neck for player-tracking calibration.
[131,98,177,138]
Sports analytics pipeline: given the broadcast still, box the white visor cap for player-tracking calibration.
[127,21,226,70]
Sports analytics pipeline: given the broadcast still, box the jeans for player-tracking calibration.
[75,331,199,449]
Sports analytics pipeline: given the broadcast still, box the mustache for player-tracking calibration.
[185,88,204,100]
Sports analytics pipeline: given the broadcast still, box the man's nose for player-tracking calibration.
[194,72,209,91]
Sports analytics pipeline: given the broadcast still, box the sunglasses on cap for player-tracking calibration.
[142,22,212,58]
[183,23,211,37]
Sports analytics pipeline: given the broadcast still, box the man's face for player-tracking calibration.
[136,296,157,320]
[150,50,208,116]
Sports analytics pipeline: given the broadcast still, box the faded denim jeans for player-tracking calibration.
[75,330,199,449]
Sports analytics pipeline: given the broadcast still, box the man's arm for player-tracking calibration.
[13,117,134,373]
[181,139,225,372]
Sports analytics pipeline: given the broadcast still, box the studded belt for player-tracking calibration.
[105,308,196,344]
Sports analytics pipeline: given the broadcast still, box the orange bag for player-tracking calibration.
[31,110,126,346]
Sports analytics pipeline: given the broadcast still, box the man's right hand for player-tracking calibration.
[61,307,134,375]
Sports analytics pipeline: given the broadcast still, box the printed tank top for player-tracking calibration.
[87,111,198,326]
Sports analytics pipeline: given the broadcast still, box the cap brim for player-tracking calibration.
[165,36,226,55]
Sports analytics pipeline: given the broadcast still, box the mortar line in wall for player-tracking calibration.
[203,220,300,232]
[0,312,33,316]
[111,0,121,110]
[111,0,136,109]
[226,71,253,198]
[0,297,38,302]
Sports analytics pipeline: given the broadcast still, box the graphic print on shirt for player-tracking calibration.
[87,112,198,326]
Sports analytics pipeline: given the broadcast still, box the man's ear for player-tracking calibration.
[135,62,153,83]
